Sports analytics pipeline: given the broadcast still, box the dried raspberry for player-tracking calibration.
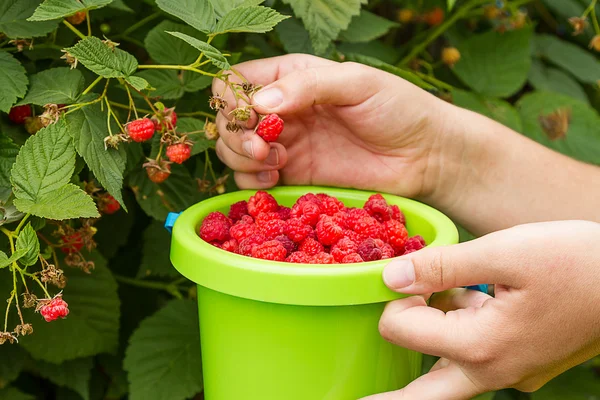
[9,105,32,124]
[357,238,383,262]
[239,234,266,256]
[298,237,324,256]
[319,195,344,216]
[219,238,239,253]
[403,235,426,254]
[384,220,409,255]
[284,218,313,243]
[277,206,292,221]
[247,191,278,217]
[286,251,312,263]
[291,201,321,227]
[259,219,286,240]
[256,114,284,142]
[353,216,386,241]
[166,143,192,164]
[152,107,177,132]
[126,118,155,142]
[390,205,406,225]
[331,237,359,262]
[230,221,257,242]
[228,200,249,221]
[66,11,86,25]
[316,215,344,246]
[346,208,369,230]
[199,212,231,242]
[341,253,363,263]
[310,252,335,264]
[364,194,393,222]
[251,240,287,261]
[39,296,69,322]
[274,235,297,256]
[60,232,84,254]
[98,194,120,215]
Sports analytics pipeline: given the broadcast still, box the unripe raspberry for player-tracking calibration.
[442,47,461,67]
[590,35,600,52]
[66,11,86,25]
[397,9,414,23]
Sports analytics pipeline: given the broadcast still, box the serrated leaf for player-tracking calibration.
[17,67,84,106]
[156,0,216,33]
[124,300,202,400]
[16,223,40,267]
[517,91,600,165]
[531,366,600,400]
[177,117,215,155]
[35,357,93,400]
[281,0,365,55]
[0,51,28,113]
[528,60,589,105]
[137,220,180,278]
[145,21,206,65]
[212,5,289,35]
[14,183,98,220]
[124,76,149,91]
[65,37,138,78]
[28,0,113,21]
[453,27,533,98]
[0,345,29,388]
[209,0,263,17]
[533,34,600,84]
[452,89,523,133]
[0,132,19,188]
[276,16,314,54]
[0,0,59,38]
[338,10,398,43]
[0,248,27,269]
[20,252,120,363]
[0,387,35,400]
[66,103,127,209]
[136,70,185,100]
[129,164,195,221]
[166,31,230,70]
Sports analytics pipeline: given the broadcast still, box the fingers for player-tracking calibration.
[216,113,271,161]
[215,139,287,173]
[429,288,492,313]
[233,170,279,190]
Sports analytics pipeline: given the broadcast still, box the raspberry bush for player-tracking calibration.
[1,0,599,398]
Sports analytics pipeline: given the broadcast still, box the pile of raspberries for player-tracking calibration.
[198,191,426,263]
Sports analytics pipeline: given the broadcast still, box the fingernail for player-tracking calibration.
[265,148,279,166]
[242,141,254,158]
[257,171,272,182]
[383,259,415,289]
[253,88,283,109]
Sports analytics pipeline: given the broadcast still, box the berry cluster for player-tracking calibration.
[198,191,426,263]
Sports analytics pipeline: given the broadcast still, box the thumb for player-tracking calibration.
[383,233,525,294]
[250,62,385,115]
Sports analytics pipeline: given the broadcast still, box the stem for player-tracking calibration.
[413,71,455,91]
[12,265,24,325]
[14,214,30,236]
[178,111,215,119]
[191,34,216,66]
[105,98,125,132]
[82,76,104,96]
[4,44,63,53]
[124,84,138,120]
[4,290,12,332]
[205,150,218,182]
[137,64,218,77]
[592,4,600,34]
[109,101,152,115]
[113,11,161,39]
[86,10,92,36]
[113,275,187,298]
[583,0,598,18]
[155,142,164,161]
[62,20,87,40]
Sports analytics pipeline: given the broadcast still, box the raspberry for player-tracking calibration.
[424,7,444,26]
[126,118,155,142]
[60,232,84,254]
[277,206,292,221]
[390,205,406,225]
[330,211,348,229]
[219,238,239,253]
[357,238,383,262]
[319,195,344,216]
[255,212,281,226]
[251,240,287,261]
[8,105,32,124]
[403,235,426,254]
[199,212,231,242]
[284,218,313,243]
[286,251,312,263]
[256,114,284,142]
[228,200,249,221]
[247,191,278,217]
[364,194,392,222]
[98,194,120,215]
[384,220,409,255]
[331,237,359,262]
[310,252,335,264]
[230,221,257,242]
[259,219,286,240]
[374,239,395,259]
[66,11,86,25]
[442,47,461,67]
[291,201,321,227]
[145,161,171,183]
[341,253,363,263]
[296,193,321,207]
[39,296,70,322]
[346,208,369,230]
[274,235,297,256]
[152,107,177,132]
[166,143,192,164]
[342,229,363,245]
[239,234,266,256]
[298,237,324,256]
[353,216,386,241]
[316,215,344,245]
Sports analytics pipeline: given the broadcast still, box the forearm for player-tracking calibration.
[425,106,600,236]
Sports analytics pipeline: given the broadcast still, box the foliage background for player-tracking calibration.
[0,0,599,399]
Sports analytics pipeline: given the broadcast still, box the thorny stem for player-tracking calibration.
[86,10,92,37]
[113,275,186,299]
[82,76,104,96]
[62,20,87,40]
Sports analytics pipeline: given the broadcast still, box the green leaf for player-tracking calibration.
[533,34,600,84]
[209,0,262,17]
[155,0,216,33]
[97,354,129,398]
[167,31,230,70]
[65,37,138,78]
[281,0,366,55]
[20,252,120,363]
[0,51,28,113]
[212,5,289,35]
[129,164,195,221]
[34,357,93,400]
[177,117,215,155]
[338,10,398,43]
[137,220,180,278]
[144,21,206,65]
[16,223,40,267]
[276,16,314,54]
[124,76,149,91]
[0,387,34,400]
[447,0,457,11]
[531,366,600,399]
[517,91,600,165]
[452,89,523,133]
[28,0,113,21]
[17,67,84,106]
[0,345,29,388]
[65,103,127,209]
[108,0,133,12]
[0,248,27,269]
[528,60,589,105]
[10,120,99,219]
[136,70,185,100]
[124,300,203,400]
[472,393,495,400]
[453,27,533,98]
[0,0,59,38]
[0,132,19,188]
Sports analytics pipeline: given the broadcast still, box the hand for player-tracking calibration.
[211,54,457,199]
[362,220,600,400]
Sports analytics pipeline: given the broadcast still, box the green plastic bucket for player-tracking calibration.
[170,186,458,400]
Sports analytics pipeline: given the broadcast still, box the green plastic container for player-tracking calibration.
[170,186,458,400]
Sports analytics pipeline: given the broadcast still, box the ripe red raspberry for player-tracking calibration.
[357,238,383,262]
[228,201,249,221]
[199,212,231,242]
[255,212,281,226]
[166,143,192,164]
[298,237,324,256]
[319,195,344,216]
[39,296,70,322]
[384,220,409,254]
[98,194,120,215]
[259,219,286,240]
[284,218,313,243]
[331,237,359,262]
[341,253,363,263]
[8,105,32,124]
[316,215,344,245]
[251,240,287,261]
[403,235,426,254]
[390,205,406,225]
[296,193,322,207]
[353,216,386,241]
[291,201,321,227]
[342,229,363,245]
[277,206,292,221]
[346,208,369,230]
[126,118,155,142]
[256,114,284,142]
[230,221,257,242]
[239,234,266,256]
[152,108,177,131]
[247,191,278,217]
[286,251,312,263]
[60,232,84,254]
[145,161,171,183]
[364,194,393,222]
[219,238,239,253]
[274,235,297,256]
[374,239,395,259]
[310,252,335,264]
[330,211,348,229]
